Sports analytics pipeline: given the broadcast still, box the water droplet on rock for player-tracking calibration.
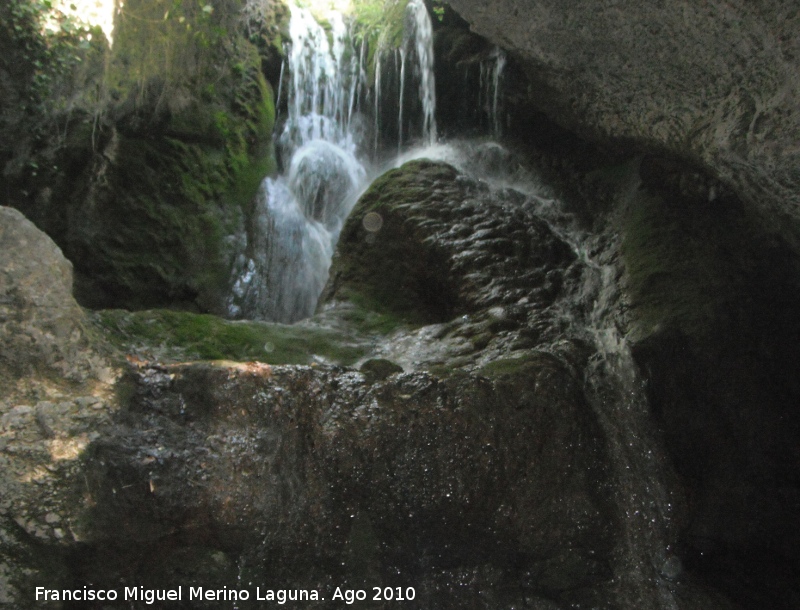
[362,212,384,233]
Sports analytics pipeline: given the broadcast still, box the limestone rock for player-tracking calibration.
[322,159,575,324]
[445,0,800,235]
[0,206,101,384]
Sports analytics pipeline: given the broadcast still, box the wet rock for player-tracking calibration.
[446,0,800,239]
[0,160,748,608]
[322,159,575,325]
[60,357,614,607]
[359,358,404,381]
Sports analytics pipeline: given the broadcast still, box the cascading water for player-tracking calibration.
[481,47,506,138]
[228,4,368,322]
[229,0,438,322]
[397,0,436,151]
[406,0,437,146]
[389,141,684,608]
[373,51,382,156]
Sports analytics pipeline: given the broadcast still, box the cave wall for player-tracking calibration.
[444,0,800,237]
[434,2,800,606]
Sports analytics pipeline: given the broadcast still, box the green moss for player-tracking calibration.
[352,0,411,78]
[333,290,415,333]
[65,3,277,310]
[361,160,459,212]
[322,160,460,324]
[93,309,369,365]
[2,0,281,313]
[477,352,557,378]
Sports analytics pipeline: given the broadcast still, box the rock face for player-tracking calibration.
[1,161,739,609]
[1,0,282,313]
[74,357,613,608]
[0,206,118,607]
[0,207,106,384]
[620,177,800,609]
[444,0,800,234]
[323,158,574,326]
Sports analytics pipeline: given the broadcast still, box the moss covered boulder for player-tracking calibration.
[3,0,285,313]
[321,158,575,324]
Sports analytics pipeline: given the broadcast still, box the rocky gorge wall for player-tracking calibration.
[444,0,800,240]
[1,0,285,313]
[434,2,800,606]
[1,0,800,607]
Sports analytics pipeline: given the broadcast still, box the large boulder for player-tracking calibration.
[0,206,118,608]
[0,160,727,608]
[322,158,575,326]
[445,0,800,236]
[0,206,107,384]
[1,0,283,313]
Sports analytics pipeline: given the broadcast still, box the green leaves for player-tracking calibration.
[4,0,94,114]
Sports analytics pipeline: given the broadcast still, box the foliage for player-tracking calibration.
[351,0,409,76]
[1,0,94,112]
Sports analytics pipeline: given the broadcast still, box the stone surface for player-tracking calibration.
[0,206,109,385]
[620,175,800,609]
[323,158,575,324]
[0,161,738,609]
[445,0,800,236]
[1,0,280,313]
[66,358,613,608]
[0,206,119,608]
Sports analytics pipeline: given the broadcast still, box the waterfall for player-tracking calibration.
[407,0,437,145]
[394,141,683,608]
[398,46,407,152]
[479,46,506,138]
[373,52,381,156]
[230,0,440,321]
[394,0,437,148]
[227,3,367,322]
[224,0,685,600]
[490,48,506,137]
[580,257,681,608]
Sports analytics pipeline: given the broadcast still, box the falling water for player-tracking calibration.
[407,0,437,145]
[230,0,440,321]
[373,52,381,156]
[394,0,437,147]
[491,48,506,137]
[398,47,407,152]
[275,57,285,126]
[394,141,683,608]
[227,3,367,322]
[479,46,506,138]
[226,0,684,601]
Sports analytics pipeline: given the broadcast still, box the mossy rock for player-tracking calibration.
[4,0,279,313]
[353,0,411,68]
[622,187,750,343]
[321,160,462,324]
[93,309,369,365]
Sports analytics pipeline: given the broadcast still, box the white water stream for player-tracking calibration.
[386,140,683,608]
[228,0,437,322]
